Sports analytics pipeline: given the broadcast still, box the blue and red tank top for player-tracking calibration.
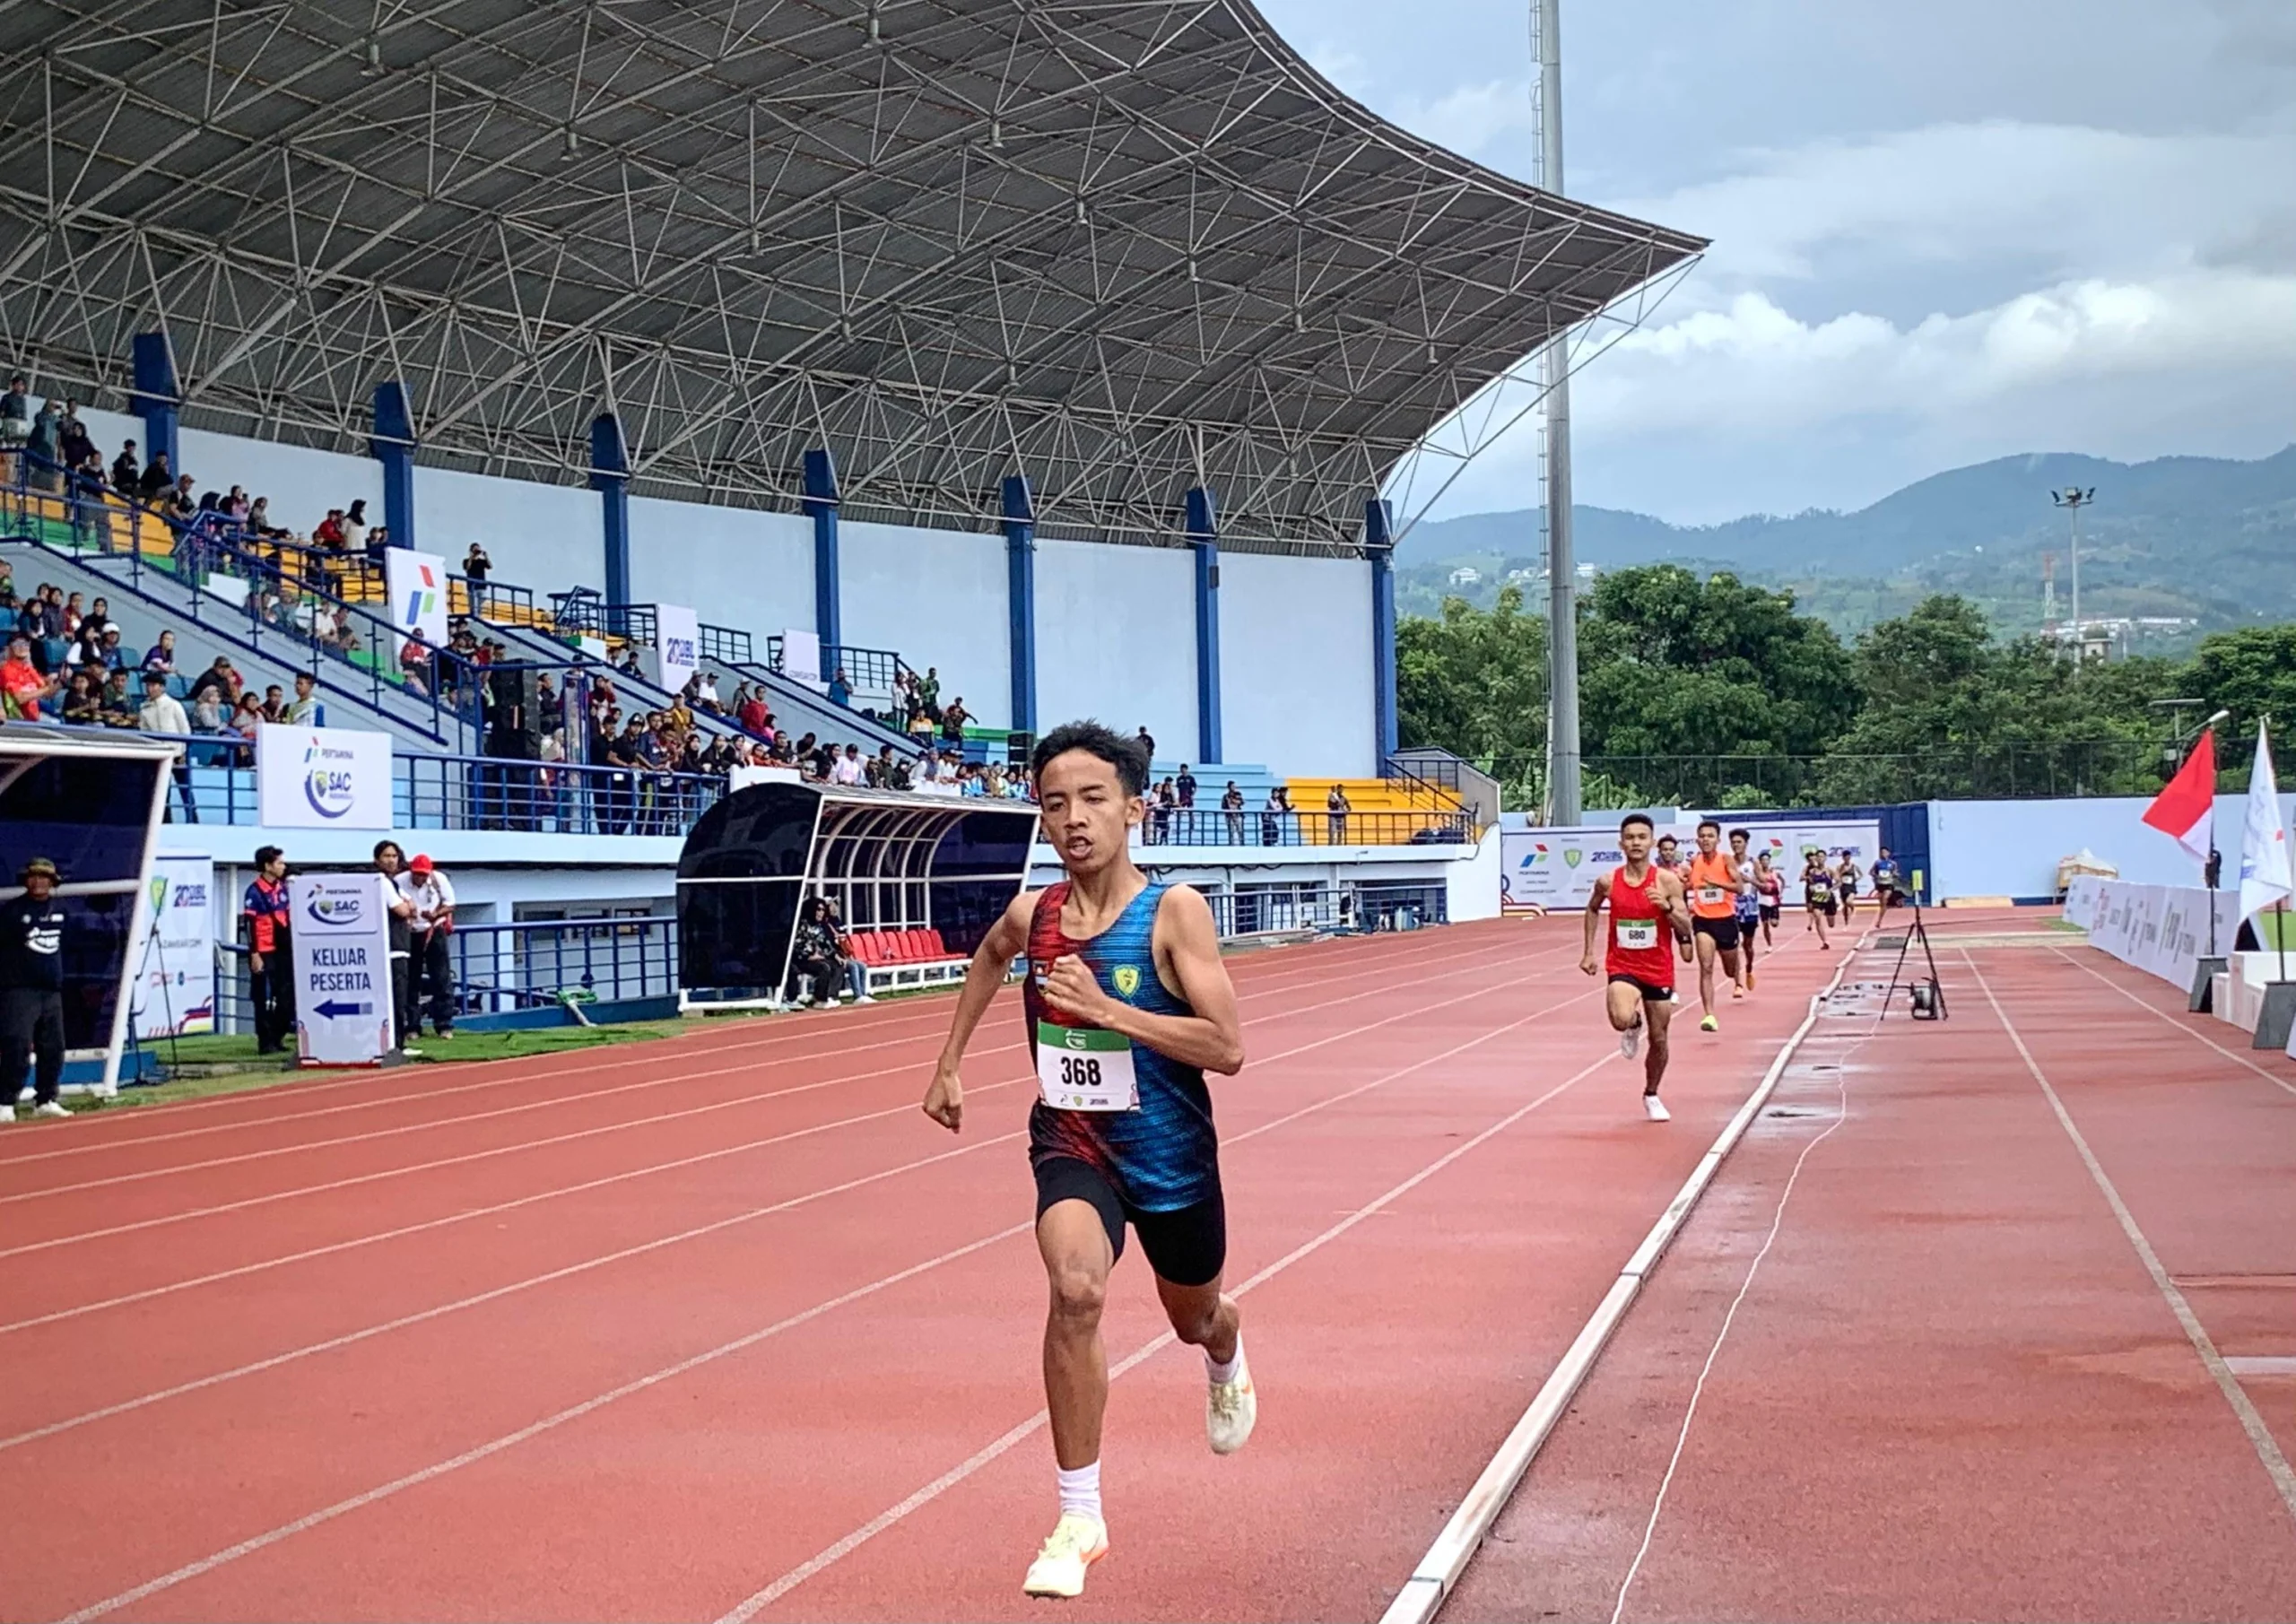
[1024,880,1219,1211]
[1605,863,1676,989]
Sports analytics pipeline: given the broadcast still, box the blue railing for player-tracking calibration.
[763,635,910,696]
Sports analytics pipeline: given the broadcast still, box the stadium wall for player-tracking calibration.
[628,498,813,647]
[1217,551,1373,777]
[839,519,1011,728]
[1034,537,1200,760]
[1926,793,2296,901]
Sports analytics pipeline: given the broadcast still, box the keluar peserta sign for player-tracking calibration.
[257,725,394,829]
[290,872,396,1065]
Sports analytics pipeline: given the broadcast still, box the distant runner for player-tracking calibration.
[1683,820,1742,1033]
[1802,848,1835,950]
[1581,812,1692,1121]
[1871,847,1901,916]
[1753,850,1784,947]
[1836,849,1863,922]
[1655,833,1686,881]
[1728,828,1762,992]
[923,721,1252,1602]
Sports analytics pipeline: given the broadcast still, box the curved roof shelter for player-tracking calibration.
[0,0,1702,549]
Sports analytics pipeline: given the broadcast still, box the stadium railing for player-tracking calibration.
[1139,809,1473,847]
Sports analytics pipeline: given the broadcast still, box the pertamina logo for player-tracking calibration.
[305,889,366,930]
[402,561,439,629]
[1519,842,1549,870]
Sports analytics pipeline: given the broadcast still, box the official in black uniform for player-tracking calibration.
[2,856,71,1122]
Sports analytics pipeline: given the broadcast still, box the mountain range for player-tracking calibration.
[1394,445,2296,644]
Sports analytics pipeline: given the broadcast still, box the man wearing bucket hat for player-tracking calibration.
[2,857,72,1121]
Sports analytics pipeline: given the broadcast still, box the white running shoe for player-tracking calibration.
[1022,1512,1109,1599]
[32,1100,70,1119]
[855,994,877,1004]
[1206,1350,1257,1455]
[1620,1018,1642,1061]
[1643,1093,1671,1122]
[0,1104,15,1124]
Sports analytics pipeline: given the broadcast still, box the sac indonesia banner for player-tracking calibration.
[129,852,215,1038]
[384,547,449,657]
[1501,818,1882,911]
[289,873,396,1065]
[256,725,393,829]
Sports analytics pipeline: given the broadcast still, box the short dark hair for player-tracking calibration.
[1031,719,1148,795]
[1620,812,1654,833]
[1657,832,1678,845]
[1729,827,1751,842]
[254,845,283,868]
[1697,819,1720,835]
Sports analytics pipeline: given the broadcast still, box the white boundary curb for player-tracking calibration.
[1378,943,1863,1624]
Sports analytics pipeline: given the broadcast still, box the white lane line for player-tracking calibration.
[6,973,1595,1455]
[0,931,1512,1182]
[715,1045,1620,1622]
[0,943,1553,1264]
[2229,1358,2296,1378]
[56,979,1599,1622]
[1378,939,1859,1624]
[2047,946,2296,1101]
[1967,951,2296,1527]
[1608,1024,1872,1623]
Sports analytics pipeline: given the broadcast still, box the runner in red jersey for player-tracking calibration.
[1581,812,1693,1120]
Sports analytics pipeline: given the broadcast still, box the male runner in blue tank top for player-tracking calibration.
[924,720,1249,1601]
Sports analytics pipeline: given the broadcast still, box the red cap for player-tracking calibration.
[409,855,434,873]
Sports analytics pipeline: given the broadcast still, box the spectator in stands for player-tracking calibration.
[917,666,941,715]
[809,737,838,780]
[57,403,93,472]
[23,400,59,490]
[1175,763,1197,808]
[1222,781,1245,844]
[616,647,644,679]
[242,846,295,1055]
[832,743,865,786]
[285,671,320,725]
[312,508,346,550]
[59,592,84,641]
[91,627,126,672]
[2,635,59,721]
[905,701,934,743]
[827,666,853,708]
[139,673,197,821]
[109,439,139,492]
[100,670,137,728]
[322,604,362,656]
[1151,777,1176,843]
[246,496,287,540]
[608,716,646,830]
[535,672,563,736]
[60,672,100,725]
[462,543,491,583]
[1262,784,1292,846]
[136,452,172,503]
[787,899,846,1006]
[258,682,286,724]
[0,377,29,467]
[169,472,197,521]
[940,697,969,743]
[139,630,177,675]
[189,687,227,734]
[396,855,456,1040]
[226,693,265,760]
[224,485,250,522]
[1326,783,1352,843]
[398,633,433,696]
[187,655,239,708]
[340,500,370,553]
[1136,725,1155,760]
[697,671,722,713]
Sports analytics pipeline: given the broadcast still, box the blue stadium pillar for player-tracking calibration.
[589,413,631,608]
[1003,473,1037,737]
[1366,498,1399,762]
[804,447,841,649]
[1186,485,1222,765]
[369,381,417,551]
[127,333,179,479]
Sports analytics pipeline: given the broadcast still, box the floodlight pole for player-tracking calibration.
[2053,486,2093,650]
[1537,0,1581,826]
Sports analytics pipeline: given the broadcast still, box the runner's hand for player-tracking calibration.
[922,1063,963,1133]
[1040,955,1111,1023]
[1579,951,1598,977]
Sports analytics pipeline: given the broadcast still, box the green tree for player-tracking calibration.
[2181,625,2296,777]
[1396,586,1548,766]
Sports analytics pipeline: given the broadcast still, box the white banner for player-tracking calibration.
[781,627,822,688]
[2073,878,2241,991]
[384,547,449,657]
[728,764,802,793]
[1500,827,1624,911]
[130,853,215,1038]
[656,604,700,697]
[257,724,393,829]
[290,873,396,1064]
[1713,821,1883,907]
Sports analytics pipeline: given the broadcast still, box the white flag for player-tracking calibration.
[2238,721,2291,923]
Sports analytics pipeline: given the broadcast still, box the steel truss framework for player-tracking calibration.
[0,0,1701,552]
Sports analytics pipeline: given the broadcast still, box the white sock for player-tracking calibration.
[1057,1460,1102,1524]
[1205,1329,1243,1385]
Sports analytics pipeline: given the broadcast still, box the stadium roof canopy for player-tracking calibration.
[0,0,1703,551]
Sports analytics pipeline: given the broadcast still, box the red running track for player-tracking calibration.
[1,915,1848,1622]
[1445,914,2296,1623]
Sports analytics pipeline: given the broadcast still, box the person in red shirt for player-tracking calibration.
[1,634,59,721]
[242,846,296,1055]
[1581,812,1693,1121]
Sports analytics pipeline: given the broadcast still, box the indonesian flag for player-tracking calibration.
[2142,727,2216,863]
[2239,722,2292,924]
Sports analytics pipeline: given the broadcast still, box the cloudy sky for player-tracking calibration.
[1254,0,2296,525]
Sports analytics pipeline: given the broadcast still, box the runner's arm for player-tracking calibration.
[1041,885,1244,1074]
[1657,871,1694,940]
[923,888,1035,1131]
[1580,872,1611,972]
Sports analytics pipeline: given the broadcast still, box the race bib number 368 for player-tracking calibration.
[1036,1020,1140,1112]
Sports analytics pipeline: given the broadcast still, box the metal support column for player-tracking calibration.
[370,381,417,551]
[1538,0,1582,825]
[804,447,842,650]
[1003,473,1037,737]
[1367,498,1399,763]
[1186,485,1222,765]
[589,413,631,609]
[127,332,178,479]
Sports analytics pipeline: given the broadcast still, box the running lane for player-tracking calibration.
[18,920,1853,1622]
[1445,926,2296,1623]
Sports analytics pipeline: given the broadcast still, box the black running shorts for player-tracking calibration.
[1692,914,1741,951]
[1034,1155,1227,1288]
[1607,972,1674,1003]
